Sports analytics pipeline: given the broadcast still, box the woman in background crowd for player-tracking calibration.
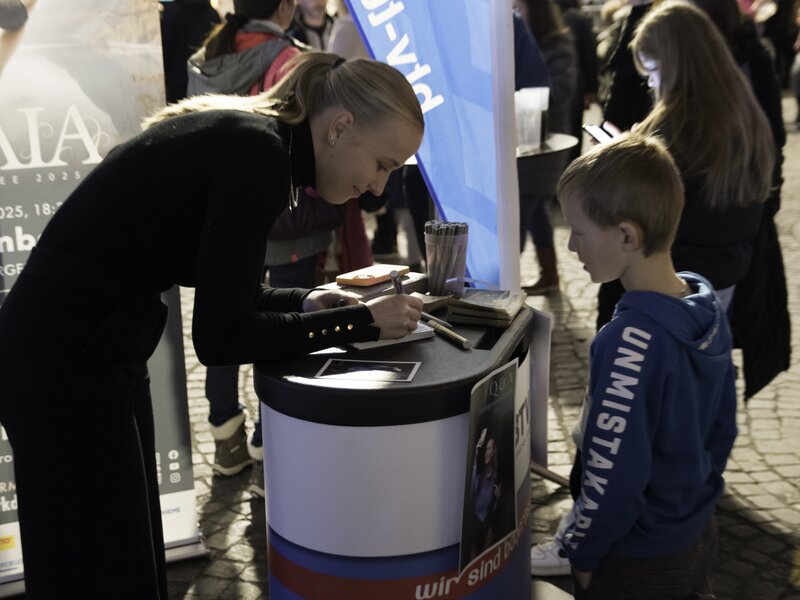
[596,1,775,329]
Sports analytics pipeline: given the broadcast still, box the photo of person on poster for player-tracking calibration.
[460,361,518,571]
[470,427,502,554]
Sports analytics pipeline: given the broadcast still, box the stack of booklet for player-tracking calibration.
[446,289,528,327]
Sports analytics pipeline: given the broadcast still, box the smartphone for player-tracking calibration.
[582,123,616,144]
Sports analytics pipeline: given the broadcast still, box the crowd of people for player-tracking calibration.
[0,0,796,597]
[524,0,793,597]
[160,2,794,598]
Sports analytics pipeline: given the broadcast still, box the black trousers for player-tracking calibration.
[571,517,718,600]
[568,452,717,600]
[0,248,168,599]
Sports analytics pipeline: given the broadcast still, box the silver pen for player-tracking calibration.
[426,319,472,350]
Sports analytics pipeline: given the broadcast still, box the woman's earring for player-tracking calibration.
[329,136,336,146]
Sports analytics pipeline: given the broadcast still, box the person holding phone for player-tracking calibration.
[595,0,775,330]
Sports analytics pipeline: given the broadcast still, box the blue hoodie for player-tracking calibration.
[563,272,737,572]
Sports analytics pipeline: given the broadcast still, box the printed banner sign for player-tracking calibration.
[0,0,202,588]
[346,0,504,287]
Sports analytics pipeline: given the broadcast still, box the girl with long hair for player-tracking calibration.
[595,0,775,327]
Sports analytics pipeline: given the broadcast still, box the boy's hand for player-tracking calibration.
[573,569,593,590]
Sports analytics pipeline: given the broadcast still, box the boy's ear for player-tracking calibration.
[618,221,643,252]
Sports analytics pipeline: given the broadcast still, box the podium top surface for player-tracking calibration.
[256,307,535,427]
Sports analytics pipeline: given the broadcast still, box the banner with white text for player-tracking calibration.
[346,0,504,287]
[0,0,202,590]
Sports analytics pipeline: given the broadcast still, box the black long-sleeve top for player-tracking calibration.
[37,110,379,365]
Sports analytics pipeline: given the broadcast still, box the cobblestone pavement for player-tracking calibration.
[163,97,800,599]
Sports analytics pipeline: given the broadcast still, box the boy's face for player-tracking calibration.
[561,196,628,284]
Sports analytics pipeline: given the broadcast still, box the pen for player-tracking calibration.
[421,311,453,329]
[389,270,454,328]
[426,319,472,350]
[389,269,404,294]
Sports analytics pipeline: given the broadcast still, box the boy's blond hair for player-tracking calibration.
[557,134,685,257]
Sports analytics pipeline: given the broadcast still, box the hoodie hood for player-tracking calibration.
[187,21,292,96]
[614,272,730,360]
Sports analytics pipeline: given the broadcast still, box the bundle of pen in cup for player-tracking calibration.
[424,220,469,298]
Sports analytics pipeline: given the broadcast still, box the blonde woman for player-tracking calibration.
[595,0,775,328]
[0,53,423,599]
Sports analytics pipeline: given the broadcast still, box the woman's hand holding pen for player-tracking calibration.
[302,289,360,312]
[365,294,422,339]
[303,287,423,339]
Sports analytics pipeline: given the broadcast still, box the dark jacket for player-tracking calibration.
[732,19,786,210]
[725,20,791,398]
[539,30,578,135]
[602,2,653,130]
[513,12,551,90]
[557,1,598,97]
[160,0,221,103]
[671,178,764,291]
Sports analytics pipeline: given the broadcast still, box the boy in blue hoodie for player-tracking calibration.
[557,134,737,598]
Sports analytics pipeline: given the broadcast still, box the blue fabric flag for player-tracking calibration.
[346,0,501,287]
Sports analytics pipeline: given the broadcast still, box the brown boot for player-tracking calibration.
[523,245,559,295]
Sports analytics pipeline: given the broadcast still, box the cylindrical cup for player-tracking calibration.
[425,231,468,297]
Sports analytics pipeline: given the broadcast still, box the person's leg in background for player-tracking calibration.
[205,365,252,476]
[370,170,403,258]
[403,165,432,272]
[521,193,560,295]
[337,198,374,273]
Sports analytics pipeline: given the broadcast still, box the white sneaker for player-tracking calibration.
[530,540,571,576]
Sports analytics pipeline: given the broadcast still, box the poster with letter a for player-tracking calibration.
[0,0,203,593]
